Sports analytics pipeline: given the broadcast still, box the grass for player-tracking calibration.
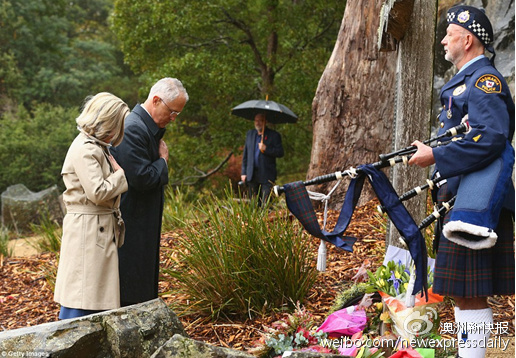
[164,188,318,319]
[0,226,13,258]
[162,185,200,230]
[27,213,61,290]
[29,213,62,254]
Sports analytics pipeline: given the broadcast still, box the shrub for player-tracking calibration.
[164,189,318,319]
[0,226,13,258]
[162,185,200,230]
[29,212,62,254]
[0,103,78,194]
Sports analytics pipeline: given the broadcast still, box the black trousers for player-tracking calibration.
[247,180,272,207]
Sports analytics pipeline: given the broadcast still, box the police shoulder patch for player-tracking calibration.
[475,74,502,94]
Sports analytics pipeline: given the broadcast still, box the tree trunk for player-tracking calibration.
[308,0,397,209]
[387,0,437,247]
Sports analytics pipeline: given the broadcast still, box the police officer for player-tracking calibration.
[409,5,514,358]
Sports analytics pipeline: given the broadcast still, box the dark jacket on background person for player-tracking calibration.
[110,104,168,305]
[241,127,284,184]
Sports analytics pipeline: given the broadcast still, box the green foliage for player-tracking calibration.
[164,188,318,319]
[0,227,13,258]
[28,212,61,290]
[29,213,62,254]
[112,0,346,185]
[1,0,139,109]
[0,0,140,193]
[330,282,369,314]
[0,104,78,194]
[366,260,411,297]
[365,260,435,298]
[252,303,331,357]
[162,185,201,230]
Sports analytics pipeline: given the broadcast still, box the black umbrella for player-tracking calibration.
[231,99,298,124]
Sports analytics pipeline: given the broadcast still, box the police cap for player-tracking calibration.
[446,5,494,48]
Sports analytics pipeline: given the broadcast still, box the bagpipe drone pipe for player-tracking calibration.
[273,122,514,299]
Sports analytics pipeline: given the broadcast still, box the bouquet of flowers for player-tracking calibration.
[366,260,442,342]
[249,302,333,357]
[366,260,411,297]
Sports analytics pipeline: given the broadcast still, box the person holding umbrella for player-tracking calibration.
[241,113,284,206]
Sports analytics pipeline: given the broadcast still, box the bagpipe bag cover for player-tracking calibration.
[443,141,514,250]
[283,164,428,298]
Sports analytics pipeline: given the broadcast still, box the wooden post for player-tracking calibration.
[379,0,438,247]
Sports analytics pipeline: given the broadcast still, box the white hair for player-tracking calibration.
[147,77,189,103]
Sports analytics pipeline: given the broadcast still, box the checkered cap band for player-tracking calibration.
[469,20,491,44]
[446,6,493,47]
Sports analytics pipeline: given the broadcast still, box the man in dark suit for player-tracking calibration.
[111,77,188,306]
[241,113,284,206]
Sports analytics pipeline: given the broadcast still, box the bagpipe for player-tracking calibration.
[273,122,469,196]
[272,121,514,299]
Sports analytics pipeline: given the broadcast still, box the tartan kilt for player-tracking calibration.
[433,183,515,298]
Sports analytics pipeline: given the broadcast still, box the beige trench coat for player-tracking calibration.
[54,132,128,310]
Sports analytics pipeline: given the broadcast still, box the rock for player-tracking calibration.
[150,334,255,358]
[1,184,64,234]
[272,352,346,358]
[0,299,186,357]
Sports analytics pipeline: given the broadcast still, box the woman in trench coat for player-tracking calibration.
[54,92,130,319]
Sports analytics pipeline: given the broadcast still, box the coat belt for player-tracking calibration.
[65,205,124,226]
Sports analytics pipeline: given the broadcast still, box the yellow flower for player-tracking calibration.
[374,302,383,310]
[380,312,390,322]
[403,283,408,290]
[395,271,401,279]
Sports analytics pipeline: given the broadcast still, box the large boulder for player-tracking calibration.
[0,298,351,357]
[0,299,186,357]
[1,184,64,234]
[150,334,255,358]
[150,335,349,358]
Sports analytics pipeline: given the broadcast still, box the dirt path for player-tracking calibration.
[7,236,41,257]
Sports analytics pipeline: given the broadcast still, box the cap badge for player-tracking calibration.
[457,11,470,23]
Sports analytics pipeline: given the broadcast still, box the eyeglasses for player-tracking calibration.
[160,98,181,117]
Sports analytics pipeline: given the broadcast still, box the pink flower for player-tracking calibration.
[338,345,359,357]
[299,345,333,353]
